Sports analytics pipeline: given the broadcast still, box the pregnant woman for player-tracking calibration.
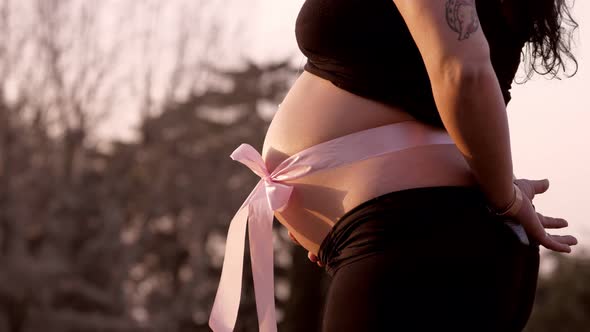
[210,0,579,331]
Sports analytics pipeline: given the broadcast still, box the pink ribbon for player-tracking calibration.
[209,121,458,332]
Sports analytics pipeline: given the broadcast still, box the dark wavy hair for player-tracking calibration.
[520,0,579,80]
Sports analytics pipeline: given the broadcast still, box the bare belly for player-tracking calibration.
[261,70,478,256]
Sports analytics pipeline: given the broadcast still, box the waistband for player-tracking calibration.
[317,185,496,277]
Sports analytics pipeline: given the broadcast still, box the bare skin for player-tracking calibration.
[262,70,480,259]
[266,0,578,266]
[445,0,480,40]
[264,70,577,264]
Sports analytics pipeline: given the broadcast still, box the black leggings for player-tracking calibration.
[317,186,540,332]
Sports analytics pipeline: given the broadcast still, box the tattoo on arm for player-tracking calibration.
[445,0,480,41]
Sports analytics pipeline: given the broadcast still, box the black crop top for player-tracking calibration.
[295,0,530,128]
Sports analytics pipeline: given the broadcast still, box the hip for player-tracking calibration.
[319,186,540,331]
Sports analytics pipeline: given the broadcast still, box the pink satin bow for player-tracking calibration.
[209,121,459,332]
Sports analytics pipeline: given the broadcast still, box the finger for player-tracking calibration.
[540,233,572,253]
[532,179,550,195]
[549,234,578,246]
[514,180,535,201]
[516,179,549,201]
[308,252,318,262]
[538,213,569,229]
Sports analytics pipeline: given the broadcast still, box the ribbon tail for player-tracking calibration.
[248,189,278,332]
[209,181,264,332]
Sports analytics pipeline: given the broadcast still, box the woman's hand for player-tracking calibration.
[288,177,577,268]
[510,178,578,253]
[287,231,324,267]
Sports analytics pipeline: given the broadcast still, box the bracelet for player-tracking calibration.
[491,183,523,217]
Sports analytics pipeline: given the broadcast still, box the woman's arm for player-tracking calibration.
[392,0,514,211]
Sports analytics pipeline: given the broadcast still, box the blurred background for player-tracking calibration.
[0,0,588,331]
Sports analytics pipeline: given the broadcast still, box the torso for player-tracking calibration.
[262,70,478,256]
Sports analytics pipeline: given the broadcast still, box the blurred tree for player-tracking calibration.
[524,251,590,332]
[1,0,324,331]
[1,1,588,332]
[0,0,225,331]
[0,0,142,329]
[130,58,309,331]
